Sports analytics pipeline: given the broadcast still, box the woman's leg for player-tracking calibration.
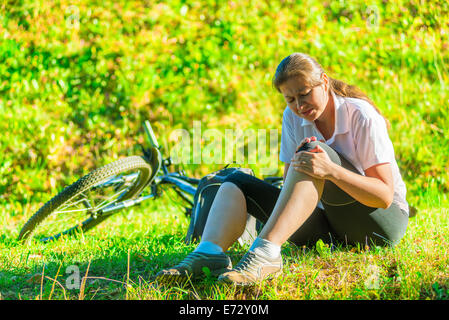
[200,182,249,251]
[201,167,328,250]
[155,176,282,284]
[258,165,324,246]
[322,200,408,247]
[217,165,330,286]
[155,184,240,283]
[214,171,333,248]
[298,141,409,247]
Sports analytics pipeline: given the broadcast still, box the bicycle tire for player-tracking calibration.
[18,156,153,242]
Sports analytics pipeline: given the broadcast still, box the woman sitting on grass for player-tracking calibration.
[156,52,409,286]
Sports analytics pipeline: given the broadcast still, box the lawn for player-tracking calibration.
[1,198,448,300]
[1,0,448,300]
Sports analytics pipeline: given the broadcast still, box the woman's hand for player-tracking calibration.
[294,136,316,153]
[291,139,335,179]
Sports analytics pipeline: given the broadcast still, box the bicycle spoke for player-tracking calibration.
[58,196,89,212]
[27,165,147,241]
[52,207,92,215]
[51,186,128,217]
[93,187,130,211]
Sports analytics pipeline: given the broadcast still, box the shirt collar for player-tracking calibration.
[300,91,349,136]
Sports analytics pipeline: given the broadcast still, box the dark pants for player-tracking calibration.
[223,141,408,247]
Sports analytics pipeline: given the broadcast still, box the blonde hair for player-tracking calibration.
[272,53,390,129]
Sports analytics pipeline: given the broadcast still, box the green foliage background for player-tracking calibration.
[1,0,448,230]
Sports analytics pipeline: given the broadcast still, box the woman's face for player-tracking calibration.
[278,75,329,122]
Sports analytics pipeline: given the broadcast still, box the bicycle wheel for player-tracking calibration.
[18,156,153,242]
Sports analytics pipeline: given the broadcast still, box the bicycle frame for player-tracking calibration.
[99,119,283,218]
[19,119,284,243]
[98,121,200,218]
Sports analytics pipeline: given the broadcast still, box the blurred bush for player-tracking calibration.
[1,0,448,210]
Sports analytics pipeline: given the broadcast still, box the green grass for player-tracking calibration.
[1,0,449,300]
[1,196,448,300]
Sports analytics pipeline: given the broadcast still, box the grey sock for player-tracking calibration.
[193,241,224,254]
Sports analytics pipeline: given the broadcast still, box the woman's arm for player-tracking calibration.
[327,162,394,209]
[291,145,394,209]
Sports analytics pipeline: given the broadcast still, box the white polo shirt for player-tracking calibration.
[279,91,409,214]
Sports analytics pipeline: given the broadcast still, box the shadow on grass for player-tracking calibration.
[0,232,239,299]
[0,232,273,300]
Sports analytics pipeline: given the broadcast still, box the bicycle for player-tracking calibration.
[18,120,284,243]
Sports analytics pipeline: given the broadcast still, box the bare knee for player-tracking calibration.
[285,163,317,183]
[284,159,324,194]
[287,140,330,184]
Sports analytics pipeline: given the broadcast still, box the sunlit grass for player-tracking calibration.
[1,196,448,300]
